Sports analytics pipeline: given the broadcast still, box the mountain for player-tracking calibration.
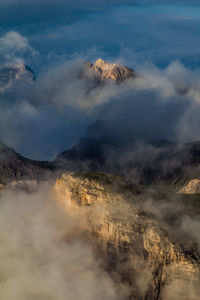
[83,58,137,83]
[0,64,36,92]
[2,136,200,189]
[54,133,200,188]
[0,141,54,185]
[1,139,200,299]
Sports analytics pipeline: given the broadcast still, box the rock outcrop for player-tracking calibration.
[54,172,200,300]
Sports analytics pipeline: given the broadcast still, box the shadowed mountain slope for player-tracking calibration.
[0,141,54,184]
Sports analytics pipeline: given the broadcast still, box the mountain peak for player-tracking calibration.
[85,58,137,82]
[0,64,36,92]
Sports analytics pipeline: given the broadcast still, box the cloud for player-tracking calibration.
[161,263,200,300]
[0,31,38,64]
[2,56,200,160]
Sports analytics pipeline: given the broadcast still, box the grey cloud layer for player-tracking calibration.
[1,30,200,160]
[2,55,200,160]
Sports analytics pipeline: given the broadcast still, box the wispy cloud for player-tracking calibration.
[0,31,38,64]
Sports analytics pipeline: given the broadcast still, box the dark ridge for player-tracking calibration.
[0,140,55,184]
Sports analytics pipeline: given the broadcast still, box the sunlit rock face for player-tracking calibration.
[84,58,137,83]
[54,173,200,300]
[0,64,36,91]
[178,179,200,194]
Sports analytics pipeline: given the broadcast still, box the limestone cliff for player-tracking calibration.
[54,173,200,300]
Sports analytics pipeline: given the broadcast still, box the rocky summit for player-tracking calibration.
[85,58,137,82]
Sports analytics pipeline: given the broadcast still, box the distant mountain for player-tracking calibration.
[2,127,200,189]
[0,64,36,92]
[83,58,137,83]
[2,135,200,189]
[54,132,200,187]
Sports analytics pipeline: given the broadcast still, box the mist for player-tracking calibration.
[0,182,128,300]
